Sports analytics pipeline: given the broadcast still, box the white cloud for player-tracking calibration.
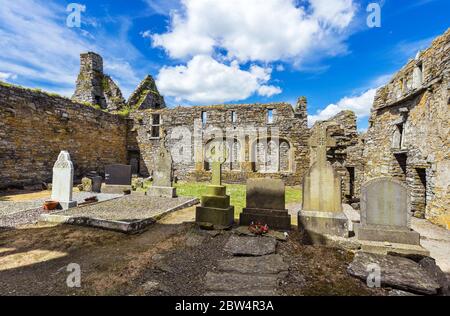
[0,0,141,98]
[151,0,356,64]
[309,88,377,126]
[157,55,279,104]
[258,85,282,97]
[0,72,17,82]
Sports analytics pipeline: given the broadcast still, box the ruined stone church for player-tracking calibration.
[0,29,448,228]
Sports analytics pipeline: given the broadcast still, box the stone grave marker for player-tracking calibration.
[357,177,421,245]
[298,125,349,239]
[195,141,235,228]
[51,151,77,209]
[239,179,291,231]
[147,131,177,198]
[102,164,132,194]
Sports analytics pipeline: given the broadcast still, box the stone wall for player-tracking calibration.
[364,28,449,228]
[0,83,128,189]
[310,110,364,203]
[129,99,310,185]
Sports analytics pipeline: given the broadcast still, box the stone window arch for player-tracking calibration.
[251,137,293,173]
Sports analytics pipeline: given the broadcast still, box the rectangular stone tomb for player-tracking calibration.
[195,185,235,229]
[357,177,421,245]
[239,179,291,231]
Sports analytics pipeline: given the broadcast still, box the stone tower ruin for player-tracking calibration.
[72,52,126,112]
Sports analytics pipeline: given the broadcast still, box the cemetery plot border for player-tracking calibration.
[41,196,199,234]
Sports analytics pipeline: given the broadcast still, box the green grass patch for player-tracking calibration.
[174,181,302,217]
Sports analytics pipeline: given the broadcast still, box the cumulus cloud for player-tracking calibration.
[258,85,283,97]
[157,55,281,104]
[308,88,377,126]
[151,0,356,64]
[0,0,141,97]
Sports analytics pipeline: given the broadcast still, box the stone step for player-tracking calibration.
[217,254,288,275]
[224,235,277,256]
[205,272,278,294]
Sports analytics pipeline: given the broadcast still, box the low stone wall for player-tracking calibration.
[0,83,128,189]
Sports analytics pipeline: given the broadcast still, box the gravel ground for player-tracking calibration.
[0,192,122,228]
[56,195,196,221]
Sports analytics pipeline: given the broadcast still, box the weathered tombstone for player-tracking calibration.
[357,177,421,245]
[147,132,176,198]
[51,151,77,209]
[91,176,102,193]
[195,141,235,228]
[239,179,291,231]
[102,164,132,194]
[298,125,349,239]
[105,164,132,185]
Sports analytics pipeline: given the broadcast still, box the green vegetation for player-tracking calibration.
[174,181,302,216]
[116,106,131,117]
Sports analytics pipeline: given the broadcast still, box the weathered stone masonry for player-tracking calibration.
[310,110,365,204]
[0,83,128,189]
[364,29,450,227]
[129,99,310,186]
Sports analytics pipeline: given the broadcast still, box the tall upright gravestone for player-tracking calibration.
[147,130,176,198]
[298,125,348,239]
[239,179,291,230]
[357,177,421,245]
[195,141,235,228]
[51,151,77,209]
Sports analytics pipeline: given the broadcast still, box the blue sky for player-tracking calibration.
[0,0,448,130]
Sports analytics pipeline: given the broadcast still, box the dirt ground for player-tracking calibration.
[0,207,385,296]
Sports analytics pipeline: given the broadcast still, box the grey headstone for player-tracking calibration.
[246,179,285,210]
[105,164,132,186]
[153,141,173,188]
[361,177,411,228]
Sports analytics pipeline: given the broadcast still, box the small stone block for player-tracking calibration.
[147,186,176,198]
[298,210,349,238]
[240,208,291,231]
[195,206,235,228]
[356,225,421,245]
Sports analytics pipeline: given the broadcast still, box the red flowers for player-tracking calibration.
[248,222,269,235]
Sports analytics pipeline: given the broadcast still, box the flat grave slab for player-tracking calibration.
[41,195,199,234]
[0,192,121,228]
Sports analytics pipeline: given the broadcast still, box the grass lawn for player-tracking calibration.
[174,182,302,217]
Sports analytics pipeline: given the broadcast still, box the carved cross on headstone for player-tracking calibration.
[208,142,227,186]
[309,125,336,166]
